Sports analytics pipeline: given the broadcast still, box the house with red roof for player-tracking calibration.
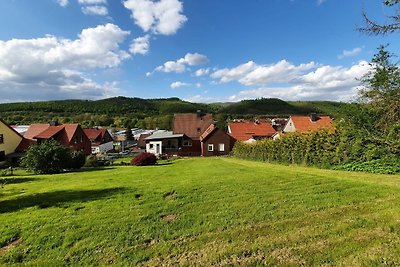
[200,124,235,157]
[172,112,214,156]
[83,128,114,154]
[283,114,335,134]
[227,120,277,143]
[144,111,234,157]
[24,122,91,155]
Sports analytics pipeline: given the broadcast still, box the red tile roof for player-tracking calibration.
[289,116,334,133]
[83,129,101,140]
[24,123,80,143]
[24,124,51,140]
[173,113,213,140]
[228,120,276,141]
[34,126,64,139]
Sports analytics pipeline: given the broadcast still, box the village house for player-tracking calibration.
[145,111,234,157]
[227,119,277,143]
[83,128,114,154]
[0,119,29,163]
[24,122,91,155]
[283,114,335,133]
[200,124,235,156]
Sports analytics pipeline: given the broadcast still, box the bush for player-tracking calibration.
[131,152,157,166]
[21,140,73,174]
[69,151,86,169]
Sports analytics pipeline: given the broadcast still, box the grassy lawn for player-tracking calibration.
[1,157,400,266]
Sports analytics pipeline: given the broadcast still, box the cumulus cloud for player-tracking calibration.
[211,60,317,86]
[317,0,327,5]
[338,47,362,59]
[130,35,150,55]
[227,61,370,102]
[170,81,191,89]
[56,0,69,7]
[194,68,210,77]
[123,0,187,35]
[81,5,108,15]
[0,23,130,102]
[155,52,209,73]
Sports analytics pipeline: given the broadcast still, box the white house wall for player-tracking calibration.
[283,118,296,133]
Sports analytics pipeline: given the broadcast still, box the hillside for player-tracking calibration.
[1,157,400,265]
[0,96,354,127]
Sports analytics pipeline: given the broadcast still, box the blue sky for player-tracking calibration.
[0,0,399,103]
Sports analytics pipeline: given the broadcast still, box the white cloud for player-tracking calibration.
[56,0,69,7]
[170,81,191,89]
[123,0,187,35]
[78,0,107,4]
[81,5,108,16]
[211,60,317,86]
[181,53,209,66]
[194,68,210,77]
[155,61,186,73]
[338,47,362,59]
[0,24,130,102]
[227,61,370,102]
[317,0,327,5]
[184,94,219,103]
[130,35,150,55]
[155,53,209,73]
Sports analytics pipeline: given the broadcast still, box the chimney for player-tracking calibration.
[310,113,318,122]
[196,110,202,118]
[50,120,59,126]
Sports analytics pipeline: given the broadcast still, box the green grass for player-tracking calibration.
[1,158,400,266]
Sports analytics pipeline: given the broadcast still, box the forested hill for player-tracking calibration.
[0,97,354,128]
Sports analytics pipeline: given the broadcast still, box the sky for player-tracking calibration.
[0,0,399,104]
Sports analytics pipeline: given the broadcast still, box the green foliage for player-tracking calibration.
[21,140,76,174]
[69,151,86,170]
[360,45,400,133]
[335,158,400,174]
[233,128,400,173]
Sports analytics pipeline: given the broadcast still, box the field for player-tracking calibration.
[1,157,400,266]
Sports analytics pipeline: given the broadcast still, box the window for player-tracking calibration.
[81,135,84,142]
[208,144,214,152]
[219,143,225,152]
[183,139,192,146]
[0,151,5,162]
[0,134,3,144]
[149,144,154,149]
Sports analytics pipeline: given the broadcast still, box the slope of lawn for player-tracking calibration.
[1,157,400,266]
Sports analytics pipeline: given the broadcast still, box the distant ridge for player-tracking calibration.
[0,96,354,126]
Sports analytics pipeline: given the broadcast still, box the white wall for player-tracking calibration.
[146,141,162,155]
[283,117,296,133]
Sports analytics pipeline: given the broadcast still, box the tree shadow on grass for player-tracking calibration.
[1,177,41,185]
[0,187,126,213]
[73,167,117,173]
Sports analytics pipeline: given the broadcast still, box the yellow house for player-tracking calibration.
[0,119,23,162]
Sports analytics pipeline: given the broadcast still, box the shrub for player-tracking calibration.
[131,152,157,166]
[69,151,86,169]
[21,140,72,174]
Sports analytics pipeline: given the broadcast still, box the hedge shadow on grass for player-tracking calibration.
[0,187,126,213]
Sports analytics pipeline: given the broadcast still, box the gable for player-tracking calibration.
[0,119,23,156]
